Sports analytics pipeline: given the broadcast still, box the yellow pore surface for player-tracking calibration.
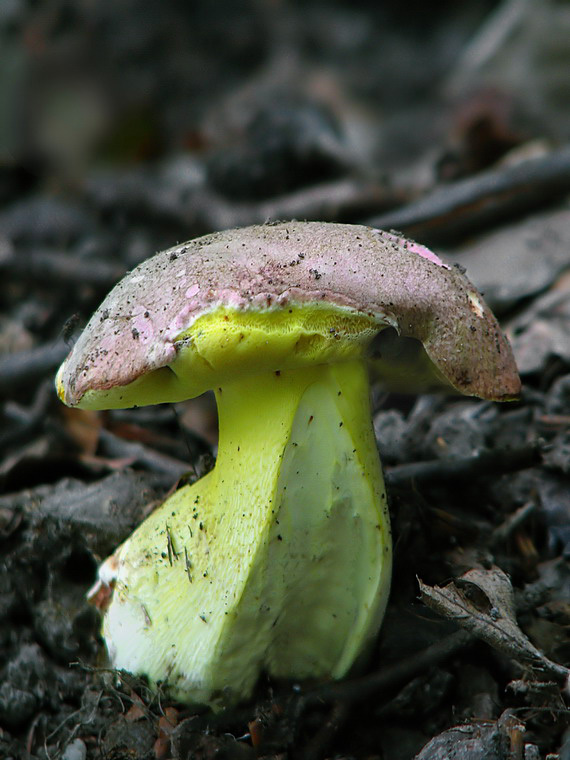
[72,303,382,409]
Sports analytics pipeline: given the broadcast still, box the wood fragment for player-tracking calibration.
[385,443,541,487]
[300,701,350,760]
[98,428,189,481]
[490,501,536,547]
[304,629,474,705]
[0,248,125,288]
[0,341,68,395]
[368,145,570,244]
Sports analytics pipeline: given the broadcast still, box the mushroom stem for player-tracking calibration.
[101,359,391,708]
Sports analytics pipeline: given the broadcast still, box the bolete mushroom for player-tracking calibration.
[56,222,520,708]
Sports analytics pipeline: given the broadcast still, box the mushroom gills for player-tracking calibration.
[102,359,390,708]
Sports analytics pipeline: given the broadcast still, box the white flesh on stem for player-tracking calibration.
[103,359,391,708]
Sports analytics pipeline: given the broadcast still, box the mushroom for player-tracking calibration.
[56,222,520,708]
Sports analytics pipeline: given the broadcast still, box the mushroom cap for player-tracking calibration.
[57,222,520,409]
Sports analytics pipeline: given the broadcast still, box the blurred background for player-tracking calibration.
[2,0,570,390]
[3,0,570,342]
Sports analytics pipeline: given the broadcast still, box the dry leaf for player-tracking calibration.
[419,566,570,684]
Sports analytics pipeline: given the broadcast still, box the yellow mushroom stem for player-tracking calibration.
[58,223,521,710]
[101,358,391,708]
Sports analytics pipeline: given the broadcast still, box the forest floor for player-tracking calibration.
[1,2,570,758]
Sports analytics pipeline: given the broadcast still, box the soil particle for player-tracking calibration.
[102,717,157,760]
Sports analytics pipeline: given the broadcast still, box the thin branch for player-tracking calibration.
[0,248,124,289]
[443,0,531,96]
[490,501,536,547]
[300,700,351,760]
[98,428,190,481]
[385,443,541,487]
[303,629,474,705]
[0,340,68,395]
[368,145,570,244]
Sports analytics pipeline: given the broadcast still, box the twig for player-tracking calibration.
[98,428,190,481]
[254,179,399,225]
[385,443,541,487]
[299,700,351,760]
[0,340,68,395]
[367,145,570,244]
[490,501,536,547]
[86,169,402,232]
[0,248,124,288]
[443,0,531,96]
[187,178,401,231]
[0,379,53,450]
[303,629,474,705]
[25,711,44,760]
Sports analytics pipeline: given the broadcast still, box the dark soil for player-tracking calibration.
[1,2,569,758]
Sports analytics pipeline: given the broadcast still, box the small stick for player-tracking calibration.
[304,629,473,705]
[1,248,124,288]
[187,179,402,231]
[0,340,68,394]
[386,443,541,487]
[0,379,53,450]
[368,145,570,244]
[98,428,189,481]
[490,501,536,547]
[300,700,351,760]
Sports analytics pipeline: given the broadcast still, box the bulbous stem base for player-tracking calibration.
[101,359,391,708]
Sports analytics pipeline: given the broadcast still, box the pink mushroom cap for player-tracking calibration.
[57,222,520,407]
